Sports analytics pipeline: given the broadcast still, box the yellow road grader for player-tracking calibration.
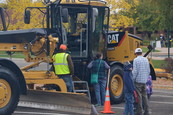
[0,0,156,114]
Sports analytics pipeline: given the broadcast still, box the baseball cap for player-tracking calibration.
[135,48,142,53]
[59,44,67,50]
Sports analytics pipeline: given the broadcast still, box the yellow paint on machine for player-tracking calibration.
[107,31,142,63]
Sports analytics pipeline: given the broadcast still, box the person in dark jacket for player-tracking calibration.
[87,52,110,107]
[123,61,135,115]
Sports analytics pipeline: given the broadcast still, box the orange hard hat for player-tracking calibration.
[59,44,67,50]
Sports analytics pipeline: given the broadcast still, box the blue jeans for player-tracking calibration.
[59,75,73,92]
[93,79,106,105]
[124,92,134,115]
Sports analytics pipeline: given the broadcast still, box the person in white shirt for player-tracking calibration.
[132,48,150,115]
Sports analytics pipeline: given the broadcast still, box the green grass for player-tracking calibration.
[142,47,160,53]
[143,40,150,46]
[152,59,165,68]
[0,52,25,58]
[142,47,149,53]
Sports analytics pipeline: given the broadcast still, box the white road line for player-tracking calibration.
[152,94,173,98]
[111,106,124,110]
[111,100,173,110]
[150,101,173,105]
[14,111,69,115]
[153,90,173,94]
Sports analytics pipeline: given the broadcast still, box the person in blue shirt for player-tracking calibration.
[123,61,135,115]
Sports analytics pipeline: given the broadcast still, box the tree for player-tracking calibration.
[106,0,139,30]
[5,0,44,30]
[134,0,173,32]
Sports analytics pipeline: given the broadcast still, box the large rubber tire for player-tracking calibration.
[109,65,124,104]
[0,66,20,115]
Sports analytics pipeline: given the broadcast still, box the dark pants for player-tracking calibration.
[59,75,73,92]
[135,82,150,115]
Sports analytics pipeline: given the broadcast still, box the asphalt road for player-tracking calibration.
[6,57,173,115]
[12,88,173,115]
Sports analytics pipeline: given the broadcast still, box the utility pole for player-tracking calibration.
[167,31,170,58]
[166,3,171,58]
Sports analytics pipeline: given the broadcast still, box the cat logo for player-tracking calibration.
[107,32,125,48]
[107,34,119,44]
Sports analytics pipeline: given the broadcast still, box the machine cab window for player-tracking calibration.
[90,7,109,59]
[52,5,109,59]
[61,7,88,57]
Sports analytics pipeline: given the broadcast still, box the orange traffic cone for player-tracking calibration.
[100,87,115,114]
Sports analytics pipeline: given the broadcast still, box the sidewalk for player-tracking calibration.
[147,47,173,60]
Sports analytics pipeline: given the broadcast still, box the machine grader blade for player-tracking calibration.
[18,90,92,114]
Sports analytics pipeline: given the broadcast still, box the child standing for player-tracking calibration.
[123,61,135,115]
[146,75,152,99]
